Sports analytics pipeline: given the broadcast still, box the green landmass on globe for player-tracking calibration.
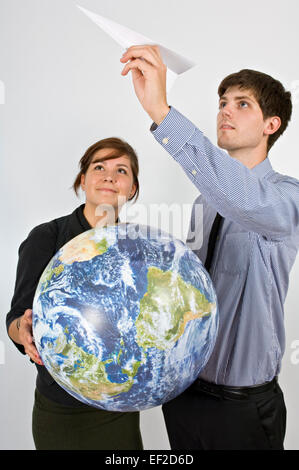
[46,334,140,400]
[136,267,214,351]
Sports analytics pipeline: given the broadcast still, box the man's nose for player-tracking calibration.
[221,103,233,117]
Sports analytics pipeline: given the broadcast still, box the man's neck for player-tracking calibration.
[228,146,268,169]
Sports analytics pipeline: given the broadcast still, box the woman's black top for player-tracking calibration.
[6,204,93,407]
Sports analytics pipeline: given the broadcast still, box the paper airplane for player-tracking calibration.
[77,5,196,92]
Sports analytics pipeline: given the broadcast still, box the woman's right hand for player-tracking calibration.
[18,309,44,365]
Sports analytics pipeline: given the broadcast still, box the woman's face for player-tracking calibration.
[80,148,137,215]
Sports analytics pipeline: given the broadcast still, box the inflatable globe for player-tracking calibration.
[32,224,218,411]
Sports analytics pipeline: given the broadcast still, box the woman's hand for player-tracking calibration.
[14,309,44,365]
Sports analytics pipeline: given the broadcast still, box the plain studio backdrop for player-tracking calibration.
[1,0,299,450]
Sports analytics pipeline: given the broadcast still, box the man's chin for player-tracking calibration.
[217,139,229,150]
[217,138,237,152]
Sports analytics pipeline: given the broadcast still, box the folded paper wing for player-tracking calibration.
[77,5,196,92]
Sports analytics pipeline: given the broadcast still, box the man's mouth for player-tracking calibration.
[220,123,235,130]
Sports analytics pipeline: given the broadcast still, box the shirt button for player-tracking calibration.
[162,137,169,145]
[192,169,197,176]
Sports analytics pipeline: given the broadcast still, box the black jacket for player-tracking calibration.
[6,204,92,406]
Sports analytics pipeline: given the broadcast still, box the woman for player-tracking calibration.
[6,137,143,450]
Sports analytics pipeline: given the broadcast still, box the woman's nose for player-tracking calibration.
[104,174,113,182]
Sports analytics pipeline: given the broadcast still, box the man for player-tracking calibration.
[120,46,299,450]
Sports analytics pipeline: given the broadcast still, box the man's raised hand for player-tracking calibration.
[120,45,170,125]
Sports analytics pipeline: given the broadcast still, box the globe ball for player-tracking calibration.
[32,224,218,411]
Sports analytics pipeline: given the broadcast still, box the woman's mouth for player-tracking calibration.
[97,188,117,193]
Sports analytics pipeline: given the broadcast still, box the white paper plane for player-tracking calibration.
[77,5,196,92]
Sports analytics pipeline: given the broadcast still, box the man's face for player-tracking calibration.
[217,86,268,154]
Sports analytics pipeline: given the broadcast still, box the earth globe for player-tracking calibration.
[32,223,218,411]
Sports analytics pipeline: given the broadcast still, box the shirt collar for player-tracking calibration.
[75,204,120,231]
[77,204,92,231]
[251,157,273,178]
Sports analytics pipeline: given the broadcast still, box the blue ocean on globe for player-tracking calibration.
[32,224,218,411]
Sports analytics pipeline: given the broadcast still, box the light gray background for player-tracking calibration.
[1,0,298,450]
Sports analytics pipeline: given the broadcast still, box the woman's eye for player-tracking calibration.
[94,164,104,170]
[118,168,127,174]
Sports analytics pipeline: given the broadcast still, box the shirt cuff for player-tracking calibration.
[150,106,197,156]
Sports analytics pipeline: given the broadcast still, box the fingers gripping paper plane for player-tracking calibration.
[77,5,196,92]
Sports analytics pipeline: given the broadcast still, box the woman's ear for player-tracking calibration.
[80,174,85,191]
[129,183,137,200]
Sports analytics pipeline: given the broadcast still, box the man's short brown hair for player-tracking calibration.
[218,69,292,152]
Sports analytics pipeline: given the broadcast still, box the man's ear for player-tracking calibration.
[264,116,281,136]
[81,174,85,191]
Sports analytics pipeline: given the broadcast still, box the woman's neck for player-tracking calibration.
[83,203,118,228]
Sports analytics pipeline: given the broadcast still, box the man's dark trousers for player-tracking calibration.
[162,378,286,450]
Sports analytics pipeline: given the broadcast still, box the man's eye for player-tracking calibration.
[240,101,248,108]
[219,102,226,109]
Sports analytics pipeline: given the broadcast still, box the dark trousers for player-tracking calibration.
[32,388,143,450]
[162,379,286,450]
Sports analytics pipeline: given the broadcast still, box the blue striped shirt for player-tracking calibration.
[151,106,299,386]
